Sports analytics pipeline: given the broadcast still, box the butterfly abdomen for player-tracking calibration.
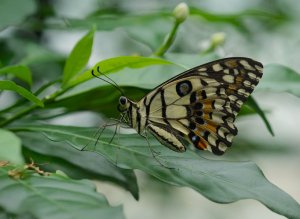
[126,100,148,135]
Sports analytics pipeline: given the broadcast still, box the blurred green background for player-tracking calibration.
[0,0,300,219]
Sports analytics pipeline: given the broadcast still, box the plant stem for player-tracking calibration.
[0,79,60,114]
[0,104,38,127]
[155,20,180,57]
[247,96,274,136]
[0,88,67,127]
[34,79,61,96]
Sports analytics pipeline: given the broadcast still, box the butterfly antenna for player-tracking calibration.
[91,67,125,96]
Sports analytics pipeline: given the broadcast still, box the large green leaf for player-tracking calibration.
[0,129,23,164]
[10,124,300,219]
[19,41,64,66]
[57,53,216,100]
[0,80,43,107]
[0,65,32,86]
[65,56,176,88]
[246,96,274,136]
[0,164,125,219]
[257,64,300,97]
[46,54,218,116]
[190,8,287,32]
[62,29,95,87]
[18,131,139,200]
[92,56,176,74]
[48,7,286,49]
[0,0,36,30]
[49,13,171,50]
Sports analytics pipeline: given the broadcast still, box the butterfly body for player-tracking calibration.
[117,57,263,155]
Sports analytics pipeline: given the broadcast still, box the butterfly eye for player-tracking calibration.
[119,96,127,105]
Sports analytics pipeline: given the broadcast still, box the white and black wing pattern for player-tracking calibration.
[138,57,263,155]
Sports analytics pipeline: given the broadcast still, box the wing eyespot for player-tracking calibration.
[176,80,192,97]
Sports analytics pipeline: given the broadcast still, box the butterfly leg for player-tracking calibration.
[108,113,129,144]
[81,115,128,152]
[142,131,161,156]
[81,122,114,152]
[113,121,122,167]
[141,130,174,169]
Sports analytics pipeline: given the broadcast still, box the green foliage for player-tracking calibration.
[258,64,300,97]
[19,131,139,200]
[0,1,300,219]
[0,164,125,219]
[0,0,36,30]
[0,65,32,86]
[62,29,95,87]
[246,96,274,136]
[66,56,175,88]
[0,129,23,164]
[0,81,43,107]
[10,124,300,219]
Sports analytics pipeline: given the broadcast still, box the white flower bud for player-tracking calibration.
[173,2,189,23]
[211,32,226,47]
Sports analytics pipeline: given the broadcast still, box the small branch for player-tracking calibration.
[155,21,180,57]
[155,3,189,57]
[0,88,68,127]
[0,79,60,114]
[0,104,38,127]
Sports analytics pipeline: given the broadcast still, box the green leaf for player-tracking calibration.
[0,0,36,30]
[18,131,139,200]
[0,165,125,219]
[0,65,32,86]
[0,80,43,107]
[257,64,300,97]
[0,129,23,164]
[58,53,216,99]
[10,124,300,219]
[19,42,64,66]
[94,56,177,73]
[65,56,176,88]
[62,29,95,87]
[48,86,147,119]
[52,13,171,50]
[246,96,274,136]
[190,8,286,33]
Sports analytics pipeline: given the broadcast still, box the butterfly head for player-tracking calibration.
[118,96,139,128]
[117,96,130,113]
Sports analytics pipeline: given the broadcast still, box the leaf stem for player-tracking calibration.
[0,105,38,127]
[0,88,67,127]
[155,20,180,57]
[247,96,275,136]
[34,79,61,96]
[0,79,60,114]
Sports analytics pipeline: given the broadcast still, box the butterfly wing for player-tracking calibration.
[139,57,263,155]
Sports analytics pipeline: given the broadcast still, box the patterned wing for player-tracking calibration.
[139,57,263,155]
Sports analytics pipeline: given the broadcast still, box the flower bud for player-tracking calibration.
[173,2,189,23]
[211,32,226,47]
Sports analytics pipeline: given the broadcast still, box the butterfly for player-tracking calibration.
[116,57,263,155]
